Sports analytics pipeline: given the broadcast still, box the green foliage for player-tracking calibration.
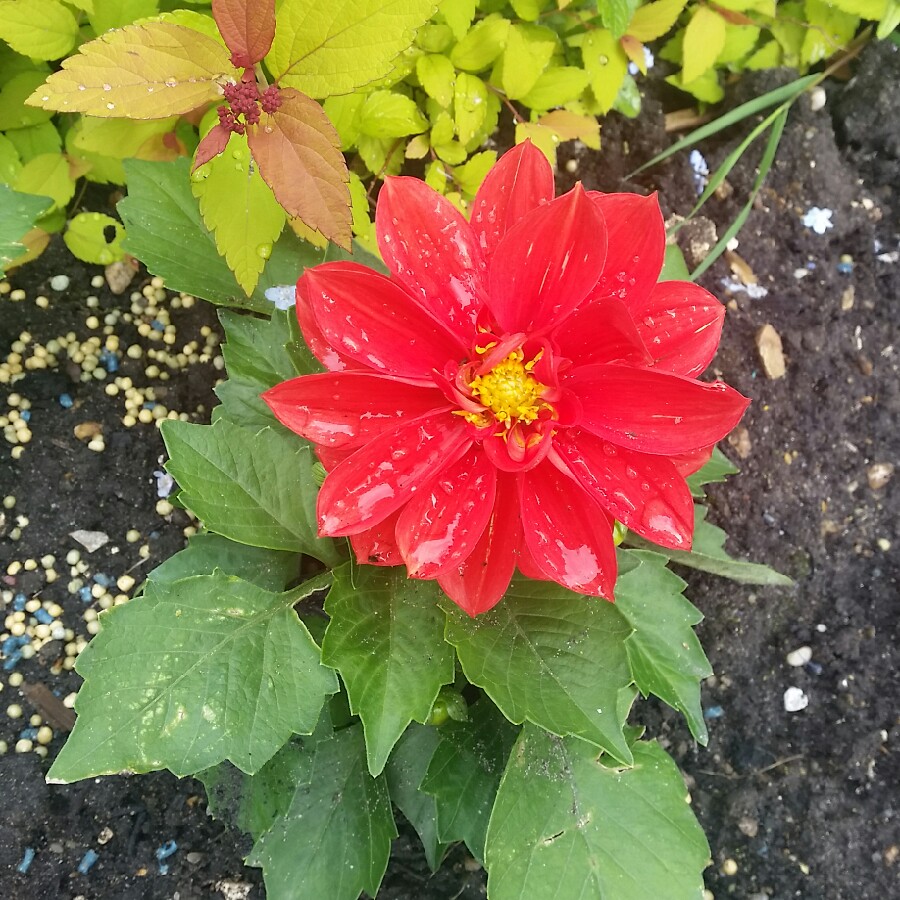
[0,182,50,276]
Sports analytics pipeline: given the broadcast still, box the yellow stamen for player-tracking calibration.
[465,349,547,428]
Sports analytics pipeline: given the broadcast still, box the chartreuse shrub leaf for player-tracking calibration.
[682,7,728,84]
[47,572,338,783]
[0,71,54,130]
[119,158,325,313]
[485,728,709,900]
[26,22,231,117]
[494,23,557,100]
[248,725,397,900]
[13,152,75,212]
[615,551,712,743]
[450,13,511,71]
[322,564,455,776]
[385,723,448,871]
[89,0,160,34]
[192,131,286,296]
[581,29,628,113]
[443,579,637,766]
[267,0,437,98]
[420,699,519,862]
[162,418,341,564]
[0,0,79,61]
[147,532,298,593]
[0,184,51,277]
[63,212,126,265]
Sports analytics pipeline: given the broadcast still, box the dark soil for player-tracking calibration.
[1,39,898,900]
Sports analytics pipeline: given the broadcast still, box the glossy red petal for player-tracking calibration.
[350,508,403,566]
[396,446,496,578]
[567,364,751,456]
[516,534,550,581]
[376,176,487,341]
[317,413,471,536]
[553,431,694,551]
[303,262,465,380]
[262,373,448,449]
[587,191,665,310]
[437,473,521,617]
[470,140,555,260]
[671,445,714,477]
[631,281,726,377]
[488,185,608,333]
[295,276,354,372]
[519,462,617,598]
[552,295,652,367]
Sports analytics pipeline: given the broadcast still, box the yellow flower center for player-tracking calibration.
[466,349,547,427]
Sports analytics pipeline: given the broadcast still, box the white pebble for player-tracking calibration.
[786,646,812,667]
[783,686,809,712]
[50,274,70,291]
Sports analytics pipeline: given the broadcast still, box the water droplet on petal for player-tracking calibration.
[625,466,637,479]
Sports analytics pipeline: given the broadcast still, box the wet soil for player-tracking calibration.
[1,39,898,900]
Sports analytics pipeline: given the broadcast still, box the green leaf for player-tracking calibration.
[599,0,641,39]
[615,550,712,743]
[72,116,179,160]
[0,0,79,60]
[510,0,549,21]
[450,13,510,71]
[248,725,397,900]
[162,418,342,564]
[0,132,22,183]
[218,307,306,391]
[454,72,488,144]
[443,579,637,765]
[212,378,280,430]
[494,23,557,100]
[659,242,691,282]
[582,29,628,113]
[0,184,51,277]
[686,445,739,497]
[146,532,298,593]
[358,90,429,139]
[440,0,478,40]
[520,65,590,110]
[89,0,159,32]
[322,565,455,775]
[452,149,497,196]
[0,70,54,131]
[682,7,728,83]
[629,505,793,585]
[192,131,286,296]
[268,0,437,98]
[118,158,325,313]
[13,152,74,211]
[385,723,448,871]
[802,0,858,65]
[416,53,457,107]
[666,66,724,104]
[485,730,710,900]
[48,573,338,782]
[63,212,126,265]
[420,699,518,861]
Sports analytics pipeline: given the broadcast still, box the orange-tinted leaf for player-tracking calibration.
[248,88,350,249]
[620,34,648,74]
[212,0,275,68]
[25,23,233,119]
[193,122,231,168]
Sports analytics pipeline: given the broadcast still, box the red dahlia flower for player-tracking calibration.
[264,141,749,616]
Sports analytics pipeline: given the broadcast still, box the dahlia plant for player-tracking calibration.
[50,142,787,900]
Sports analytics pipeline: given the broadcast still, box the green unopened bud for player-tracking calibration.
[311,461,327,486]
[425,687,469,726]
[613,520,628,547]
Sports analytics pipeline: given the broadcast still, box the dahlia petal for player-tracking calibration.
[553,431,694,551]
[317,413,471,536]
[516,534,550,581]
[631,281,726,377]
[671,445,714,477]
[587,191,665,310]
[376,176,487,340]
[303,262,465,379]
[552,295,652,367]
[263,373,449,449]
[519,462,617,598]
[488,184,608,333]
[396,446,496,578]
[470,140,555,260]
[295,276,354,372]
[350,508,403,567]
[437,473,521,617]
[567,364,750,456]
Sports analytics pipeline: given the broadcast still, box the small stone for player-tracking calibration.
[69,530,109,553]
[756,324,786,379]
[186,851,204,865]
[49,274,70,291]
[737,816,759,838]
[786,646,812,667]
[105,259,138,295]
[877,538,891,552]
[867,462,893,490]
[215,881,252,900]
[783,686,809,712]
[840,285,855,310]
[73,421,103,441]
[97,826,114,844]
[727,425,752,459]
[809,86,826,111]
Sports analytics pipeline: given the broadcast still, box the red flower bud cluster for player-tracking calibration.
[217,79,282,134]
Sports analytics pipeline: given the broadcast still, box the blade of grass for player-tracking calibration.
[690,106,788,281]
